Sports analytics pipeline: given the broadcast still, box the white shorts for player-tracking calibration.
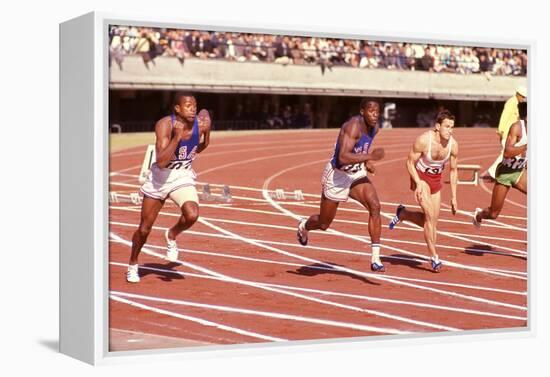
[321,161,368,202]
[140,163,199,206]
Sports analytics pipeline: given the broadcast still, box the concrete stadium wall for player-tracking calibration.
[110,56,527,101]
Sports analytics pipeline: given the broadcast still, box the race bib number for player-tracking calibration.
[341,163,363,174]
[502,156,527,170]
[424,166,443,175]
[166,160,192,170]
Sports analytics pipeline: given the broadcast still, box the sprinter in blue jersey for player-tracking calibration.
[297,99,386,272]
[127,92,211,283]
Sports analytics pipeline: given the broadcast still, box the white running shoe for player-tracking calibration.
[472,208,482,229]
[126,264,140,283]
[165,229,179,262]
[297,219,308,246]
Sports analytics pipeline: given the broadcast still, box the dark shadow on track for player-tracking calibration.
[287,262,379,285]
[140,262,185,282]
[464,244,527,261]
[384,254,435,272]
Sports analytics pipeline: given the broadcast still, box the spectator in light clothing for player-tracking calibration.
[252,35,268,61]
[133,31,158,69]
[109,28,124,70]
[302,37,318,64]
[317,39,333,74]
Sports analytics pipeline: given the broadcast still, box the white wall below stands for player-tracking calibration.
[110,56,526,100]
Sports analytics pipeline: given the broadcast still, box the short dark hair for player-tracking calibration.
[435,109,455,125]
[518,101,527,120]
[172,92,195,108]
[360,98,379,110]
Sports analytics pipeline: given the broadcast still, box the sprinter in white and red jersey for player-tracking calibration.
[388,110,459,272]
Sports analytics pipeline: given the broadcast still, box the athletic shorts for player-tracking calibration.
[140,163,199,205]
[495,163,524,187]
[321,161,368,202]
[410,169,443,194]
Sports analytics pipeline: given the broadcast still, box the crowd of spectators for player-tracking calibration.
[109,26,527,76]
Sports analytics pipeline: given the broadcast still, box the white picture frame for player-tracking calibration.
[60,11,533,366]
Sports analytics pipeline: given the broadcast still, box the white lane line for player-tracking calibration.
[110,141,526,224]
[110,204,528,267]
[479,174,527,209]
[111,149,149,158]
[440,202,527,233]
[109,137,336,159]
[110,233,456,332]
[112,291,415,335]
[110,261,526,322]
[270,200,527,241]
[252,239,526,278]
[111,203,528,272]
[111,195,527,250]
[198,148,333,177]
[111,172,143,179]
[269,199,527,244]
[110,294,287,342]
[257,158,526,256]
[109,182,527,246]
[110,217,527,281]
[109,178,526,237]
[109,242,526,295]
[109,164,142,176]
[195,218,526,312]
[198,143,425,178]
[160,199,528,245]
[111,167,526,229]
[194,181,527,222]
[202,216,527,258]
[203,213,525,258]
[204,195,523,232]
[259,162,527,308]
[386,214,527,256]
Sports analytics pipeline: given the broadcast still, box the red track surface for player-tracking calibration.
[108,128,527,351]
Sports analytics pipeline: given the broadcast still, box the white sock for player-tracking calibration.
[128,264,138,271]
[371,244,381,264]
[432,255,439,263]
[300,220,308,234]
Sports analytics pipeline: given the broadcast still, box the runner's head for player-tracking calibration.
[173,92,197,123]
[515,85,527,103]
[434,109,455,141]
[359,98,380,128]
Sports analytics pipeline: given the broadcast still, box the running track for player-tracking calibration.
[108,128,527,351]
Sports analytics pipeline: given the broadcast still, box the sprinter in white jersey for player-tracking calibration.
[127,92,211,283]
[473,101,527,227]
[297,99,386,272]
